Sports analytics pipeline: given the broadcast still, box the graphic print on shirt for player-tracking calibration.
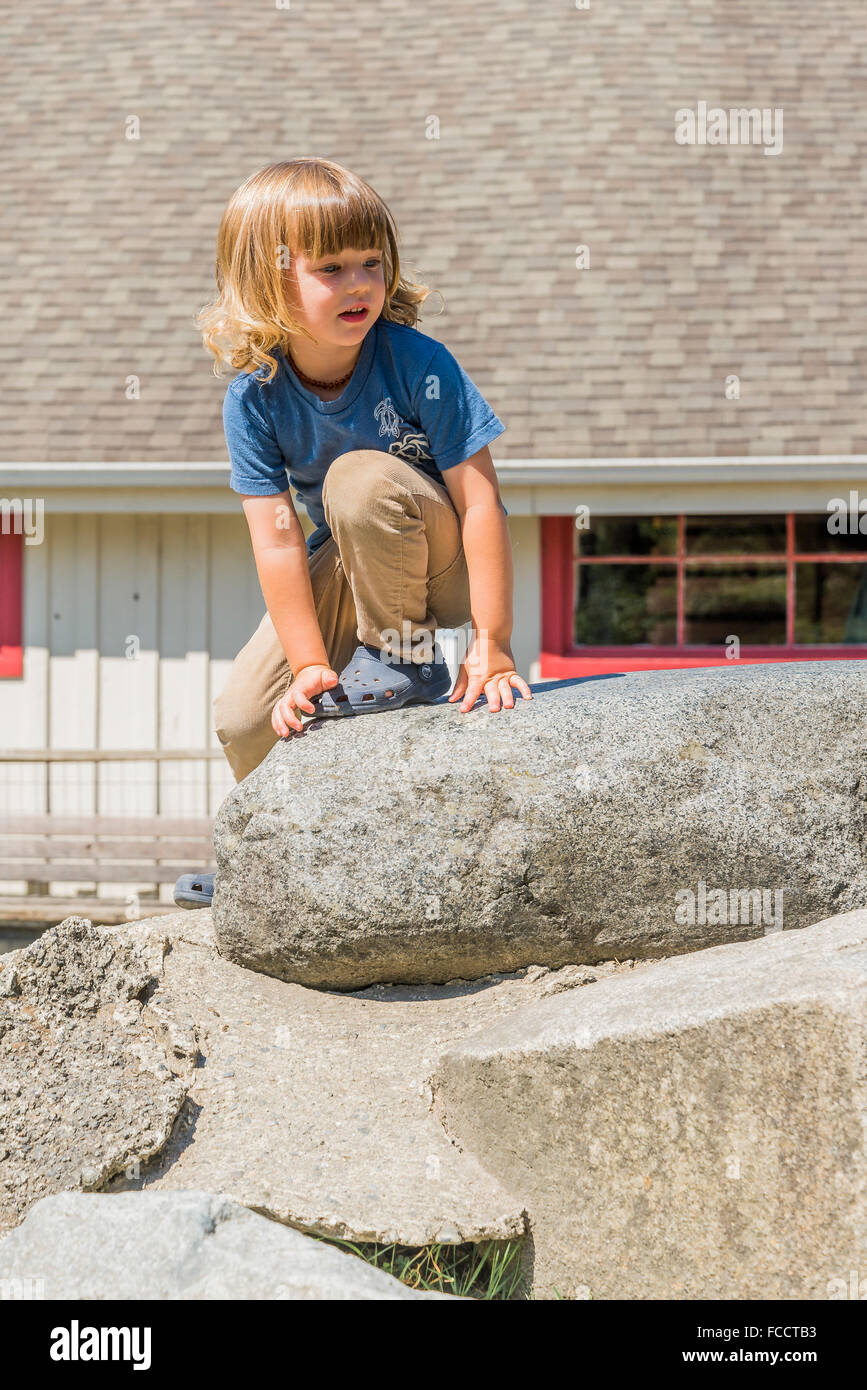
[374,396,434,467]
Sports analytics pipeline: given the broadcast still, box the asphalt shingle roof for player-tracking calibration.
[2,0,865,463]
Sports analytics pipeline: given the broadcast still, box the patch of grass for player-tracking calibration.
[315,1235,526,1299]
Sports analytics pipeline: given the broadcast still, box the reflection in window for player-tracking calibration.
[684,566,787,645]
[685,515,785,555]
[574,564,677,645]
[795,563,867,643]
[568,513,867,651]
[576,517,677,558]
[794,515,867,555]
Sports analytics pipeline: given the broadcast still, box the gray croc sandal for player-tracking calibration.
[312,641,452,716]
[173,871,215,909]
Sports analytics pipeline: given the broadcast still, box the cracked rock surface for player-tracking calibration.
[0,918,194,1234]
[0,908,649,1246]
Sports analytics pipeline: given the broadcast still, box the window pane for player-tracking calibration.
[685,515,785,555]
[684,566,787,645]
[575,516,677,557]
[794,513,867,554]
[794,563,867,643]
[574,564,677,644]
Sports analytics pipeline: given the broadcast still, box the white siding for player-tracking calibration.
[0,508,263,828]
[0,502,543,841]
[508,515,542,684]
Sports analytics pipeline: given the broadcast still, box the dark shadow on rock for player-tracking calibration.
[433,673,627,707]
[347,971,528,1004]
[518,1223,536,1301]
[525,673,627,696]
[102,1096,203,1191]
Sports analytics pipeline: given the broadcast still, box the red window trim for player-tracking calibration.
[540,514,867,678]
[0,529,23,678]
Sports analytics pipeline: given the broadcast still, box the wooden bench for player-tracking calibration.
[0,813,217,924]
[0,749,226,927]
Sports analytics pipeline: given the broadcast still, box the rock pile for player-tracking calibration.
[2,664,866,1299]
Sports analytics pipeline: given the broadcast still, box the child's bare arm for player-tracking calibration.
[240,492,338,732]
[440,449,533,712]
[241,491,327,673]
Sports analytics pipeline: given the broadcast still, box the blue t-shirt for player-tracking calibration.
[222,317,507,556]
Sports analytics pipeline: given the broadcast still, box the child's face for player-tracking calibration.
[284,245,386,347]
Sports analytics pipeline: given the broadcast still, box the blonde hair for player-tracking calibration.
[196,158,435,382]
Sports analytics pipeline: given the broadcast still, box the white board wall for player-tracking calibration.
[1,505,543,826]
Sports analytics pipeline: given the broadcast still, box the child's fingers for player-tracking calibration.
[491,673,533,710]
[289,693,309,727]
[459,680,484,711]
[485,678,503,713]
[459,672,533,714]
[498,675,516,709]
[275,696,303,735]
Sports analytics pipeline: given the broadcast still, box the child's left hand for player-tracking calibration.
[447,637,533,713]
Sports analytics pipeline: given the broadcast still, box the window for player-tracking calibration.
[0,530,23,678]
[541,513,867,677]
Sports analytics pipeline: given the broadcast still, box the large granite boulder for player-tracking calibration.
[212,661,867,989]
[432,907,867,1300]
[0,1191,448,1299]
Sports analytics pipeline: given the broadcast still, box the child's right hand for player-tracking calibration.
[271,664,340,735]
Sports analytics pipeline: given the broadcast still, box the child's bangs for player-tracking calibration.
[287,192,389,264]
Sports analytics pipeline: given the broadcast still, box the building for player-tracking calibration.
[2,0,866,822]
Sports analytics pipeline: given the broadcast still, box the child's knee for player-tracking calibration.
[323,449,406,516]
[213,689,262,748]
[213,696,279,783]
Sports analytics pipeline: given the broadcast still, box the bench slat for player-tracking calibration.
[0,863,214,885]
[0,898,184,925]
[0,816,216,835]
[0,750,226,762]
[0,837,215,859]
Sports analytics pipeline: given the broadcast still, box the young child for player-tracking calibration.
[174,156,531,907]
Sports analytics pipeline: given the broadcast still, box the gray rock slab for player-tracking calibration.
[211,661,867,989]
[432,908,867,1300]
[0,1190,448,1299]
[100,910,625,1245]
[0,919,193,1235]
[28,910,638,1247]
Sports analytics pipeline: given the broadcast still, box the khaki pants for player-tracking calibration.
[213,449,472,781]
